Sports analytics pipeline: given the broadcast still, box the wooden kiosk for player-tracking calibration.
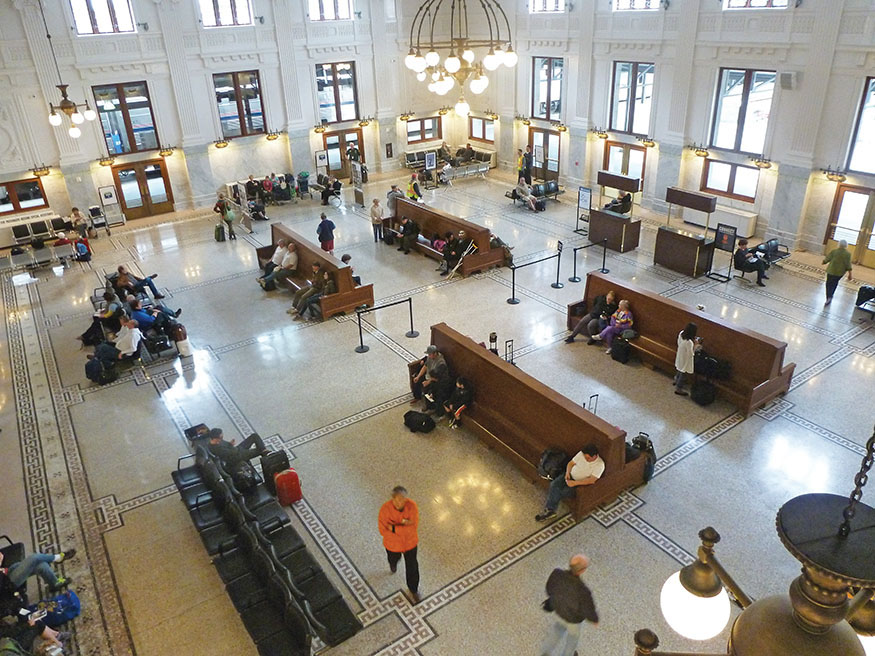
[590,171,642,253]
[654,187,718,277]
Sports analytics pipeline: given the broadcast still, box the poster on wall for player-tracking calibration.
[315,150,328,168]
[98,186,118,206]
[533,144,544,167]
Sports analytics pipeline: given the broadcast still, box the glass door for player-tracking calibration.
[323,128,364,180]
[528,128,561,182]
[603,141,646,188]
[111,160,174,220]
[826,185,875,269]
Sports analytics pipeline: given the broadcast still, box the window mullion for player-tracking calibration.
[117,85,136,152]
[546,57,553,121]
[735,70,753,152]
[234,73,246,136]
[727,164,738,195]
[333,64,342,122]
[85,0,100,33]
[212,0,221,25]
[628,62,638,134]
[106,0,120,33]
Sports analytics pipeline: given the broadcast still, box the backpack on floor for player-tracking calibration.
[28,589,81,628]
[170,323,187,342]
[537,448,571,481]
[383,232,395,246]
[403,410,435,433]
[535,198,547,212]
[230,461,258,491]
[261,450,291,495]
[856,285,875,306]
[214,223,226,242]
[691,380,716,406]
[632,432,657,482]
[611,338,631,364]
[85,357,118,385]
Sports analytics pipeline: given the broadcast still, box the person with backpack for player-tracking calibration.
[535,445,604,522]
[674,322,702,397]
[316,213,336,256]
[213,192,236,240]
[72,239,91,262]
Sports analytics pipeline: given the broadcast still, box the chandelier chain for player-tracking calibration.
[839,426,875,538]
[36,0,64,87]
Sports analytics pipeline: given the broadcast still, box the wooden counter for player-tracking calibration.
[654,225,714,277]
[589,209,641,253]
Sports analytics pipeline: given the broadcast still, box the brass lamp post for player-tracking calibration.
[635,427,875,656]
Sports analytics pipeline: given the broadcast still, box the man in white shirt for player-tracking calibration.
[536,445,605,522]
[259,243,298,289]
[93,317,143,365]
[260,239,287,279]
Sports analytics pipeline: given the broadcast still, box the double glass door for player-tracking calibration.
[826,185,875,269]
[323,129,364,179]
[111,160,174,220]
[604,141,646,187]
[528,128,560,182]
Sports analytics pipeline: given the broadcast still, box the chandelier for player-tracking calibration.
[38,0,96,138]
[635,426,875,656]
[404,0,518,115]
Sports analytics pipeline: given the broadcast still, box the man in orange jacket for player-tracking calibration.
[378,485,420,604]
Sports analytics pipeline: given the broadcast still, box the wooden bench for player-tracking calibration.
[386,198,505,276]
[408,322,647,521]
[255,224,374,319]
[568,272,795,416]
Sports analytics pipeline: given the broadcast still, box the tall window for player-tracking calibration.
[610,61,655,136]
[199,0,252,27]
[724,0,788,8]
[613,0,658,10]
[530,0,565,11]
[213,71,264,138]
[0,179,48,216]
[70,0,135,35]
[316,62,359,124]
[848,77,875,175]
[308,0,352,21]
[710,68,775,155]
[532,57,563,121]
[701,159,760,202]
[407,118,441,144]
[92,82,158,154]
[469,117,495,143]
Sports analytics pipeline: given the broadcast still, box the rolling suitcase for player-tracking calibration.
[261,450,291,495]
[215,223,226,242]
[691,380,716,406]
[275,468,302,506]
[610,338,631,364]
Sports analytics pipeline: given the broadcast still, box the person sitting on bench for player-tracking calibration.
[115,265,164,299]
[411,345,448,401]
[321,177,341,205]
[439,161,453,185]
[207,427,268,468]
[516,177,537,211]
[260,239,288,279]
[288,263,326,318]
[462,143,475,162]
[53,231,72,246]
[93,317,142,364]
[259,243,298,290]
[592,300,633,353]
[340,254,361,285]
[130,298,181,333]
[441,377,473,428]
[245,175,260,201]
[603,192,632,214]
[397,216,420,254]
[438,142,452,162]
[79,291,124,346]
[535,445,605,522]
[733,238,769,287]
[299,270,337,320]
[565,290,618,344]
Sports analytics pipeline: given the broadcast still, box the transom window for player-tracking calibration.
[406,118,441,144]
[723,0,788,8]
[198,0,252,27]
[213,71,264,138]
[469,117,495,143]
[710,68,775,155]
[70,0,135,35]
[308,0,352,21]
[530,0,565,12]
[532,57,563,122]
[701,159,760,202]
[847,77,875,175]
[0,179,48,216]
[610,61,655,136]
[316,62,359,124]
[92,82,158,154]
[613,0,659,10]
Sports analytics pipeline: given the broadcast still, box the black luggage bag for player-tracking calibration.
[261,450,291,495]
[537,448,570,480]
[611,338,631,364]
[691,380,716,406]
[403,410,435,433]
[632,432,656,481]
[856,285,875,307]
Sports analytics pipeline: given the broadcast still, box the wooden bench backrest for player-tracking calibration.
[583,272,787,383]
[429,322,627,476]
[396,199,493,252]
[269,223,355,293]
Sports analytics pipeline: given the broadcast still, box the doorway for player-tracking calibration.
[825,184,875,269]
[528,128,560,182]
[323,128,364,179]
[111,160,174,220]
[603,141,646,188]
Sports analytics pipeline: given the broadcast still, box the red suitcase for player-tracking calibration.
[275,468,302,506]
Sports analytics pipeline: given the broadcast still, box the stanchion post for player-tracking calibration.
[405,297,419,338]
[354,310,369,353]
[599,238,610,274]
[507,266,520,304]
[568,245,581,283]
[551,241,564,289]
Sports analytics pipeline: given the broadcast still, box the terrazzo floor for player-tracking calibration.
[1,172,873,656]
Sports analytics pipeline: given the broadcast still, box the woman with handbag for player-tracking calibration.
[213,193,237,240]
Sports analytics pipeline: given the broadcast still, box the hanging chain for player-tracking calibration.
[839,426,875,538]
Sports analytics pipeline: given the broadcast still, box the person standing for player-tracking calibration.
[674,322,701,396]
[407,173,423,202]
[517,148,525,180]
[370,198,384,243]
[378,486,421,604]
[387,185,405,217]
[822,239,853,305]
[523,145,533,185]
[316,212,336,256]
[540,554,599,656]
[213,192,236,240]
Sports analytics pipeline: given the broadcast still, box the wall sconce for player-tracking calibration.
[313,124,326,134]
[553,122,568,133]
[399,111,414,121]
[591,127,608,139]
[821,166,847,183]
[98,156,115,166]
[752,157,772,169]
[30,164,50,177]
[158,145,175,157]
[136,21,149,31]
[688,143,710,157]
[254,15,264,23]
[438,106,451,116]
[515,114,531,126]
[214,139,230,148]
[638,136,656,148]
[358,116,373,127]
[265,131,281,141]
[485,109,499,120]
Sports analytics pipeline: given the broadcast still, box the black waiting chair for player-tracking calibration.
[29,221,51,240]
[11,224,31,245]
[50,217,68,234]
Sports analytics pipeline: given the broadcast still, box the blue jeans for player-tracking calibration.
[133,276,160,297]
[541,616,582,656]
[8,553,59,588]
[545,476,576,512]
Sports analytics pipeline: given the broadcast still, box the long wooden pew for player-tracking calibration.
[409,323,647,520]
[569,272,794,416]
[255,223,374,318]
[386,199,505,276]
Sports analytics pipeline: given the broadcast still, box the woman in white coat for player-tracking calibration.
[674,322,701,396]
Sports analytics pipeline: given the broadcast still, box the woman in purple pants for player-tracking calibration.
[594,300,633,353]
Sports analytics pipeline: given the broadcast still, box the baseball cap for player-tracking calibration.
[425,345,438,355]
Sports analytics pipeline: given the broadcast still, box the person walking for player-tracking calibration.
[378,486,421,604]
[540,554,599,656]
[822,239,853,305]
[674,322,701,396]
[370,198,384,243]
[213,192,236,240]
[316,212,336,256]
[407,173,423,202]
[387,185,405,217]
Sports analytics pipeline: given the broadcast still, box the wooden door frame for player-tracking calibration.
[528,127,561,182]
[823,183,874,244]
[323,127,364,178]
[111,158,174,219]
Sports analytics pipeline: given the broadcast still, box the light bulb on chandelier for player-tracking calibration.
[411,55,427,73]
[425,49,440,67]
[503,47,518,67]
[469,74,489,95]
[483,49,501,71]
[71,111,84,125]
[48,110,62,126]
[431,70,441,82]
[454,97,470,117]
[68,125,81,139]
[462,49,475,64]
[404,49,418,70]
[444,52,461,74]
[416,71,427,82]
[83,105,96,121]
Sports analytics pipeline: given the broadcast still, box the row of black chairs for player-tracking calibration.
[11,217,69,245]
[172,443,362,654]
